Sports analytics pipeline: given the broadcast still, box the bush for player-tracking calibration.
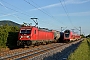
[0,25,19,48]
[0,25,9,48]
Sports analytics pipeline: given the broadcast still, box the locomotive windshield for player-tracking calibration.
[64,30,70,38]
[65,33,69,38]
[20,29,31,34]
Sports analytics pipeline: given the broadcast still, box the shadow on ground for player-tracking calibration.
[44,41,82,60]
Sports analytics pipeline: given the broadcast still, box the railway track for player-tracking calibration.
[0,40,83,60]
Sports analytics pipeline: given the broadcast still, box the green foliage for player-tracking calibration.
[86,34,90,38]
[0,25,19,48]
[68,38,90,60]
[0,25,9,48]
[80,34,85,38]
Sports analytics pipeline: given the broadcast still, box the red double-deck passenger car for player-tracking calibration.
[64,30,81,42]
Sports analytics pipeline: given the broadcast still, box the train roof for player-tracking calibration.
[20,26,52,32]
[64,30,70,32]
[20,26,34,29]
[64,29,80,35]
[38,27,52,32]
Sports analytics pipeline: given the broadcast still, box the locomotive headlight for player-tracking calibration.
[20,36,23,38]
[27,36,30,38]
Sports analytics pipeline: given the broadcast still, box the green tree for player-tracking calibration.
[86,34,90,38]
[80,34,85,38]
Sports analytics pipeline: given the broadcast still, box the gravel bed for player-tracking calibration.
[28,40,83,60]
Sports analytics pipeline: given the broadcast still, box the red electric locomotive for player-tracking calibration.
[17,26,60,46]
[64,30,81,42]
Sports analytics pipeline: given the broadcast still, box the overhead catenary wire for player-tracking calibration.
[58,0,73,25]
[23,0,64,25]
[0,0,82,34]
[63,0,81,31]
[0,0,65,28]
[29,0,67,28]
[0,0,31,17]
[24,0,53,18]
[0,1,51,28]
[0,0,69,31]
[0,0,35,24]
[0,12,27,22]
[0,0,32,17]
[29,0,55,18]
[59,0,80,31]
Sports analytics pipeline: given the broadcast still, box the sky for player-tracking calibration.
[0,0,90,35]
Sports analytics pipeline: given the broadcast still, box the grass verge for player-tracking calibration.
[68,38,90,60]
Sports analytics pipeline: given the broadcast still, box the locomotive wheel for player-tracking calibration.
[17,40,21,46]
[27,41,32,46]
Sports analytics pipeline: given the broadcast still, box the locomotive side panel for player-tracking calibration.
[17,26,55,46]
[30,27,38,40]
[37,30,54,40]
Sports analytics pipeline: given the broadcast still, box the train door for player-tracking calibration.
[33,29,38,40]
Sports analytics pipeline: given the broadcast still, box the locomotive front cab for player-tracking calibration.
[19,29,31,40]
[64,30,71,42]
[64,30,70,39]
[17,26,33,46]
